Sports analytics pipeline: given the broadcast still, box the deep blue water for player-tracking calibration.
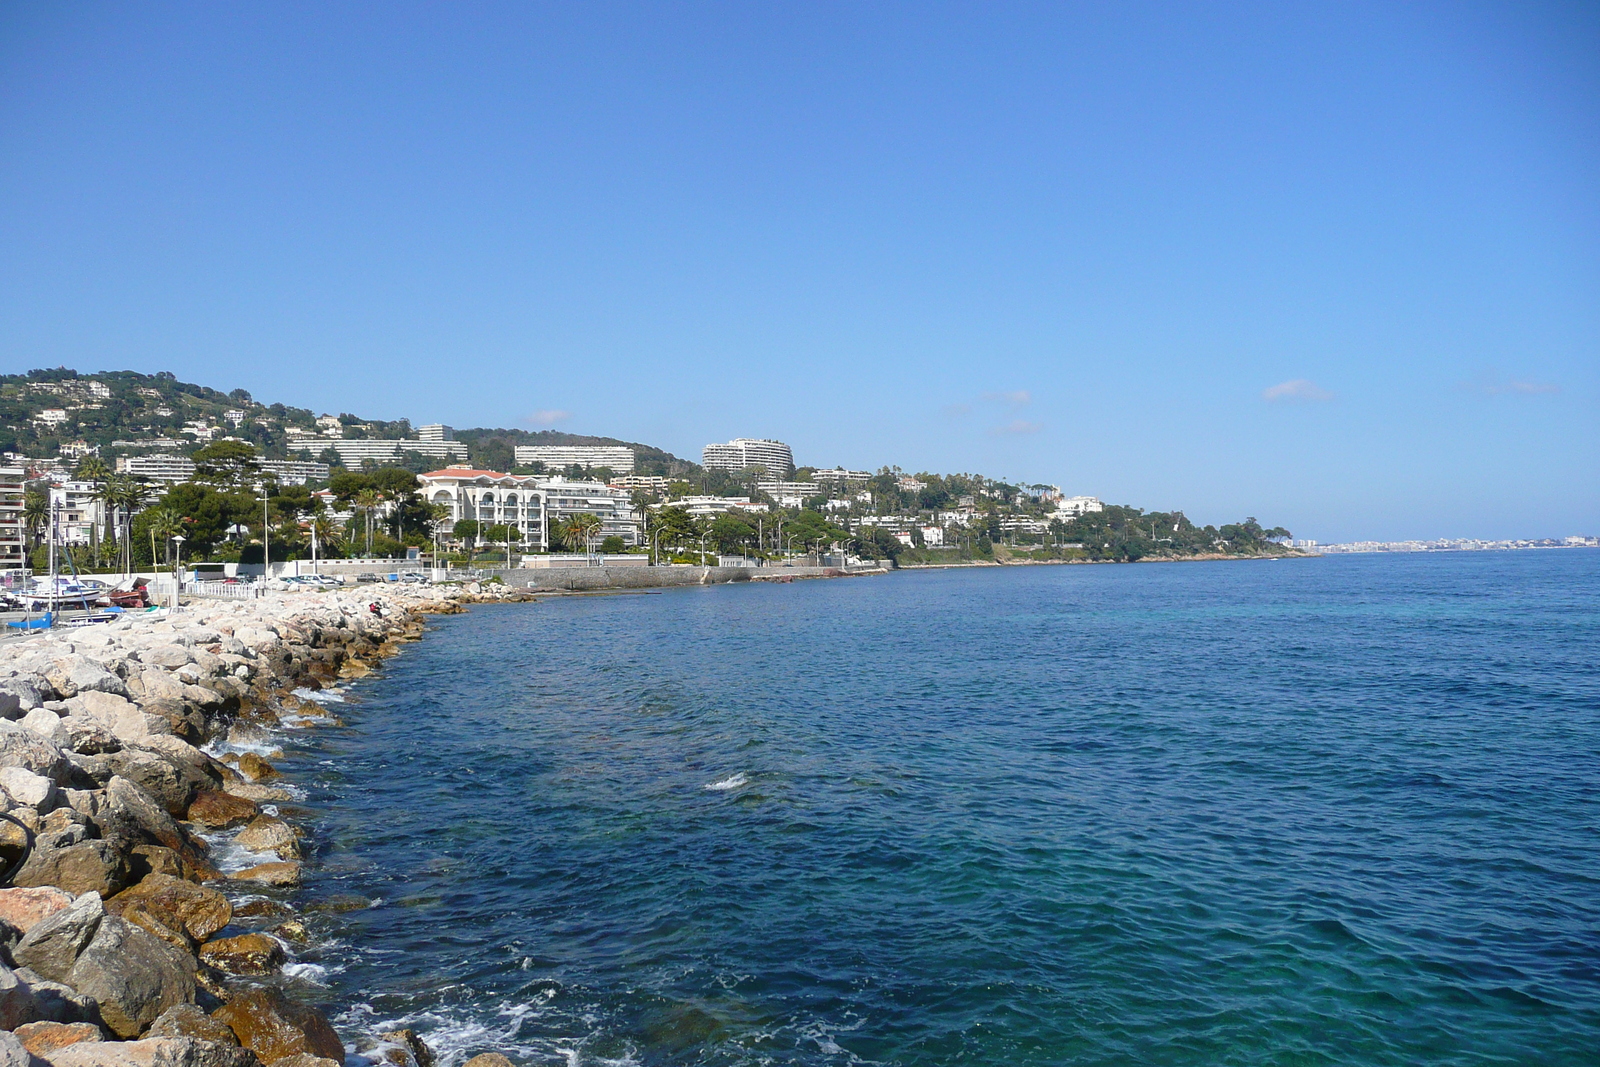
[279,552,1600,1066]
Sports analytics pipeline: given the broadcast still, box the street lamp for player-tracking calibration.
[170,533,186,609]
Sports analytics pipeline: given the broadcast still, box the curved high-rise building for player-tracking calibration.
[702,438,794,476]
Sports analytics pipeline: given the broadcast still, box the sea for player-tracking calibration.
[256,551,1600,1066]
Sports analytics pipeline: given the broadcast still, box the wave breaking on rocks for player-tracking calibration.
[0,582,532,1067]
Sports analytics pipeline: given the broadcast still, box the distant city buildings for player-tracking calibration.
[0,468,25,572]
[417,467,642,549]
[702,438,794,476]
[513,444,635,473]
[1052,496,1103,520]
[812,467,871,487]
[755,480,822,508]
[667,496,770,518]
[118,455,197,483]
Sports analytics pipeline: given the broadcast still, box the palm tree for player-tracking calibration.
[353,489,382,557]
[562,513,603,562]
[308,513,343,565]
[105,476,153,574]
[22,490,49,552]
[145,507,183,568]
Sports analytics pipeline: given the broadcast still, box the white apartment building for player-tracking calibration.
[418,469,643,550]
[259,460,331,485]
[514,445,635,473]
[812,468,871,486]
[0,468,25,572]
[330,437,469,467]
[416,424,454,442]
[665,496,771,518]
[1053,496,1104,519]
[48,481,105,545]
[119,455,197,483]
[702,438,794,476]
[610,475,669,493]
[34,409,69,429]
[755,480,822,508]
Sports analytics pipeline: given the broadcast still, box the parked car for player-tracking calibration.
[355,573,381,584]
[399,572,428,583]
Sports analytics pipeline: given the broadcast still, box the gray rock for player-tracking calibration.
[16,893,194,1040]
[60,718,121,756]
[0,766,59,811]
[100,777,203,861]
[0,677,48,713]
[0,1029,32,1067]
[35,1038,258,1067]
[20,708,71,746]
[0,721,71,784]
[14,892,105,983]
[141,647,192,670]
[145,1004,238,1046]
[13,837,130,899]
[44,662,127,702]
[62,913,196,1038]
[0,961,43,1029]
[103,753,194,817]
[13,967,98,1024]
[0,692,21,722]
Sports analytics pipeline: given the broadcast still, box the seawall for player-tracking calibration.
[491,564,876,591]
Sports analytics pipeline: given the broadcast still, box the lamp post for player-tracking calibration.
[258,483,270,582]
[170,534,186,610]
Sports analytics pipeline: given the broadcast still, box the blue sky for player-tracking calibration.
[1,2,1595,541]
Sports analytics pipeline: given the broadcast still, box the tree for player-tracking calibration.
[453,519,481,564]
[354,489,383,556]
[22,490,48,550]
[191,441,261,487]
[709,514,755,555]
[308,513,344,561]
[145,507,183,568]
[600,535,625,554]
[562,513,603,559]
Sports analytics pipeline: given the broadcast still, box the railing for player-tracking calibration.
[190,580,260,600]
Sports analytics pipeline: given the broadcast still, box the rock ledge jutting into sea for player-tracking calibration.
[0,582,529,1067]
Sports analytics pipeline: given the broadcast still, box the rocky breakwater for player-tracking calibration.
[0,584,529,1067]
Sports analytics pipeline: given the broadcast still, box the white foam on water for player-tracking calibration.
[705,773,749,791]
[336,999,565,1067]
[282,961,335,985]
[294,686,346,704]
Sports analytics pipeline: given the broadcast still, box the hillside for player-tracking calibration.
[0,366,694,474]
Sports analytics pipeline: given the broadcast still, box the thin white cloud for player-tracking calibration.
[1262,379,1334,402]
[983,390,1032,407]
[1483,380,1559,396]
[523,409,571,427]
[989,419,1042,436]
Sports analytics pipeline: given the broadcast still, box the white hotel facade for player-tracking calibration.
[419,467,642,550]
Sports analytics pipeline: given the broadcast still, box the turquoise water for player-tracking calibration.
[281,552,1600,1065]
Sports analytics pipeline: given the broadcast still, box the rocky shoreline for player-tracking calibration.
[0,582,535,1067]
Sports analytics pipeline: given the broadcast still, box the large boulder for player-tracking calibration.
[0,886,74,935]
[146,1005,238,1047]
[19,708,71,747]
[14,892,196,1038]
[0,677,47,714]
[234,817,300,860]
[107,875,231,943]
[0,963,44,1030]
[0,1030,31,1067]
[100,778,209,868]
[34,1038,259,1067]
[13,838,132,899]
[213,987,342,1065]
[197,933,282,976]
[13,1021,105,1057]
[184,792,256,830]
[141,648,192,670]
[60,718,121,756]
[0,721,71,783]
[228,862,300,888]
[44,662,127,702]
[136,704,205,746]
[376,1030,434,1067]
[0,766,59,812]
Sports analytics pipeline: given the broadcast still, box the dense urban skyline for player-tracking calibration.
[2,3,1596,542]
